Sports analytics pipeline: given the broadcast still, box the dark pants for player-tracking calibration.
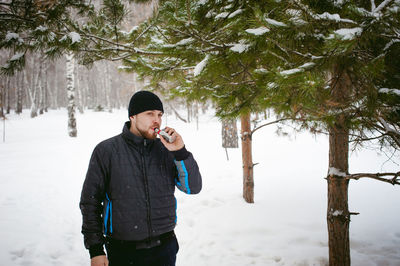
[105,234,179,266]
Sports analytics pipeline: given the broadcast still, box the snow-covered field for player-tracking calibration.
[0,109,399,266]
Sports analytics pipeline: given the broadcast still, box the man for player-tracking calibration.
[80,91,202,266]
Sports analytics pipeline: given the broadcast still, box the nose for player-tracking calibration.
[154,115,161,125]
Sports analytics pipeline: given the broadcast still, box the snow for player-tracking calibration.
[120,26,139,36]
[5,32,24,44]
[228,9,243,18]
[333,27,363,40]
[373,0,394,13]
[164,38,195,48]
[215,12,229,19]
[264,18,287,27]
[176,38,194,46]
[328,167,347,177]
[380,88,400,96]
[314,12,355,24]
[5,32,19,41]
[0,109,400,266]
[9,52,25,61]
[280,68,303,76]
[331,210,344,217]
[378,118,400,136]
[35,26,48,32]
[61,32,81,44]
[68,32,81,44]
[194,55,209,77]
[245,27,270,36]
[299,62,315,69]
[254,68,269,74]
[230,41,250,53]
[333,0,345,7]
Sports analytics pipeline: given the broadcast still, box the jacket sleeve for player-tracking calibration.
[79,144,109,256]
[172,146,202,194]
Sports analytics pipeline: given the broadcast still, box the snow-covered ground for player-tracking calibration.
[0,109,399,266]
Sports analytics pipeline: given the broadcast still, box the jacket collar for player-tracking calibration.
[122,121,155,147]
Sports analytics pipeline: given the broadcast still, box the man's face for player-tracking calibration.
[130,110,163,139]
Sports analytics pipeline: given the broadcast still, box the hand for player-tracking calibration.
[91,255,109,266]
[159,127,184,151]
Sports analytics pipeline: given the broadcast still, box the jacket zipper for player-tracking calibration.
[141,139,153,241]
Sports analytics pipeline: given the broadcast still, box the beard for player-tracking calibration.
[136,124,158,140]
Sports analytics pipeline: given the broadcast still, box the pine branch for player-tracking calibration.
[78,33,164,56]
[346,172,400,185]
[251,118,291,135]
[0,13,35,22]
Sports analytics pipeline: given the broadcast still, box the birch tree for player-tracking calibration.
[66,52,77,137]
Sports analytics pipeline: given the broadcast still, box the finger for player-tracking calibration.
[164,127,175,135]
[159,134,168,145]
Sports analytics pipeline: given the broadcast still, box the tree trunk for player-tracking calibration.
[16,71,24,114]
[6,76,11,114]
[66,52,77,137]
[76,65,84,114]
[241,113,254,203]
[29,56,41,118]
[222,118,238,148]
[43,60,49,112]
[327,122,350,266]
[0,82,4,118]
[326,67,352,266]
[105,62,112,112]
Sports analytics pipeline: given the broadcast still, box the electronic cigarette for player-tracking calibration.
[154,128,176,143]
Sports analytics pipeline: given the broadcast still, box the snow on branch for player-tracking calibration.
[373,0,394,13]
[313,12,356,24]
[279,62,315,76]
[245,27,270,36]
[371,0,376,11]
[9,52,25,61]
[379,88,400,96]
[194,55,209,77]
[229,40,250,53]
[332,27,363,40]
[264,17,287,27]
[378,117,400,136]
[291,2,357,24]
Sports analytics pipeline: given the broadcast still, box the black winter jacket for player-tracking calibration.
[80,122,202,256]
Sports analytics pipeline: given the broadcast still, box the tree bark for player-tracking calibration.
[6,76,11,114]
[241,113,254,203]
[327,121,350,266]
[222,118,238,148]
[66,52,77,137]
[327,67,352,266]
[16,71,24,114]
[0,81,4,118]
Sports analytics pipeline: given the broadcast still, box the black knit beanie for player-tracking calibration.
[128,91,164,117]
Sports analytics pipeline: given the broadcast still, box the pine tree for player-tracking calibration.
[261,2,400,264]
[122,0,400,264]
[120,0,293,203]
